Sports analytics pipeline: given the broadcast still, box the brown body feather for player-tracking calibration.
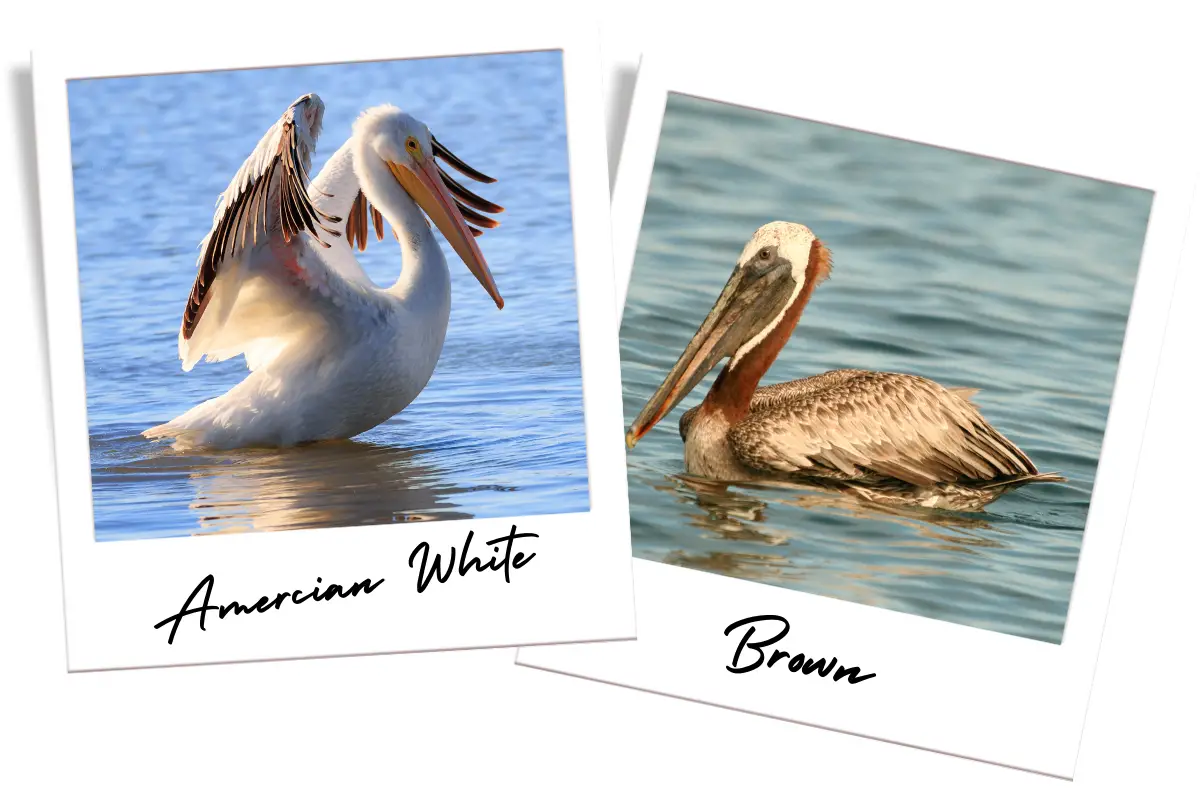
[679,369,1062,506]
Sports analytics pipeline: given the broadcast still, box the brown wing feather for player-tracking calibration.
[726,370,1038,485]
[438,165,505,213]
[183,115,340,340]
[433,135,496,183]
[346,190,379,252]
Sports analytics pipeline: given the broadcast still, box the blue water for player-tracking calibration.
[621,93,1152,644]
[68,51,590,540]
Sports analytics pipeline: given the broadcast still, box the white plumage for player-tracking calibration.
[144,93,504,450]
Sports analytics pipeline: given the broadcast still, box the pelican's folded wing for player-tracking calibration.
[727,370,1038,485]
[179,95,340,368]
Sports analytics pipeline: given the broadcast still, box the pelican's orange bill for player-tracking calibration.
[388,158,503,309]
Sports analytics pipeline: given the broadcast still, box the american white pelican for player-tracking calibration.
[625,221,1063,510]
[143,93,504,450]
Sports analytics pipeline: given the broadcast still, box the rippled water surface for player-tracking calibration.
[69,52,588,541]
[621,94,1152,643]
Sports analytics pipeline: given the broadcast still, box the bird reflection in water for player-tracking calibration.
[649,471,1009,598]
[149,439,476,534]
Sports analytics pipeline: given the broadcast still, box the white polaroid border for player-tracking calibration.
[34,23,635,671]
[518,54,1198,777]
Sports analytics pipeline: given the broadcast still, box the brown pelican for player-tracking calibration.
[624,221,1062,510]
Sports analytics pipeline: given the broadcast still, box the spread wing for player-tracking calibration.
[180,96,340,359]
[179,95,353,371]
[726,370,1038,485]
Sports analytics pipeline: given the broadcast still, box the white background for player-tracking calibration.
[2,1,1197,796]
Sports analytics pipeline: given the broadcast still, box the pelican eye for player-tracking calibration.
[405,136,420,154]
[758,248,772,261]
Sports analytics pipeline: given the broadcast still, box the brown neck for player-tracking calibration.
[702,240,830,423]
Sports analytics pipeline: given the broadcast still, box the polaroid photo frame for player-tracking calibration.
[518,53,1197,777]
[35,23,635,671]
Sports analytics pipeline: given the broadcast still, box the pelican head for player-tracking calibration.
[625,221,832,449]
[353,105,504,309]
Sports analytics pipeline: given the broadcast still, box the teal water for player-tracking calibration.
[68,51,589,541]
[621,93,1152,643]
